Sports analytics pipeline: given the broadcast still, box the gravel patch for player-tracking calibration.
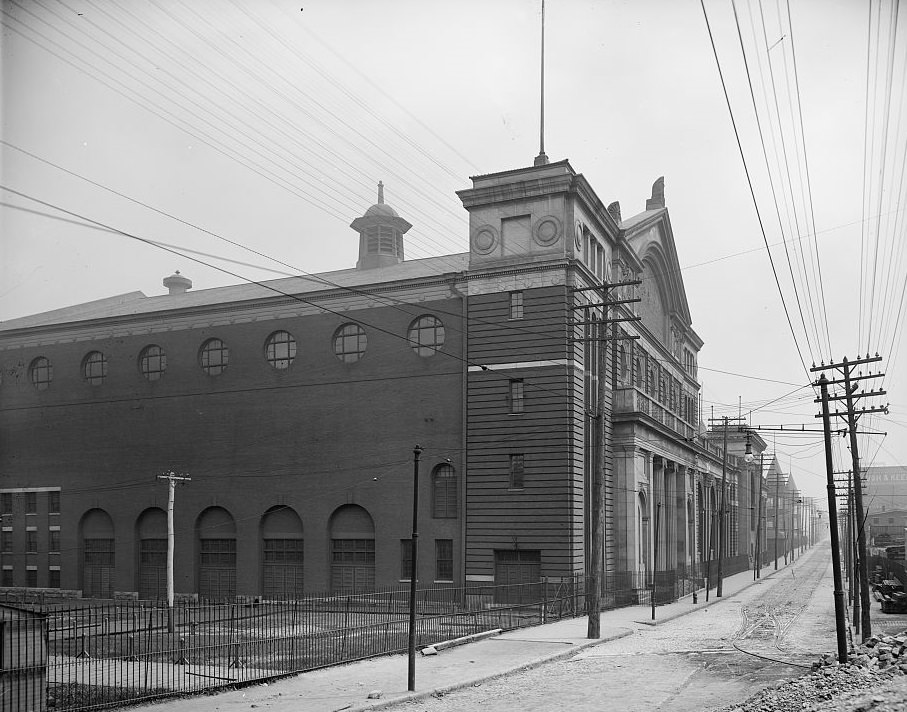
[717,630,907,712]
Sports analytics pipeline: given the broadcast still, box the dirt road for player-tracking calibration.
[385,543,841,712]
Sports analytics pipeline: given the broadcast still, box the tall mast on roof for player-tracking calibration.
[534,0,549,166]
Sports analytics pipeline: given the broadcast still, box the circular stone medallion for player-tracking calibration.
[534,216,561,246]
[472,226,499,255]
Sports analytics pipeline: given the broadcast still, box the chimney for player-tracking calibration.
[163,271,192,295]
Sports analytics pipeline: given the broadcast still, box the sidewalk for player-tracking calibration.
[140,554,814,712]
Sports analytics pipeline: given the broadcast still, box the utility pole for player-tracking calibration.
[157,471,191,634]
[773,467,780,570]
[572,278,640,638]
[407,445,423,691]
[812,355,888,643]
[817,374,849,663]
[754,452,764,580]
[717,417,728,597]
[707,415,745,598]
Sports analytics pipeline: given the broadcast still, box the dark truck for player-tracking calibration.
[873,579,907,613]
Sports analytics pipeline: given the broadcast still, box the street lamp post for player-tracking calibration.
[407,445,423,692]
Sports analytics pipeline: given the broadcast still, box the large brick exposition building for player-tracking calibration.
[0,155,764,601]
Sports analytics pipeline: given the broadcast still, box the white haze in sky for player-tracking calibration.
[2,0,905,505]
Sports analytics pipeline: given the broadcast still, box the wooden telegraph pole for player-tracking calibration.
[812,356,888,643]
[571,278,640,637]
[157,471,191,634]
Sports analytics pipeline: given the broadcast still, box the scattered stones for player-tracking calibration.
[367,690,383,699]
[717,628,907,712]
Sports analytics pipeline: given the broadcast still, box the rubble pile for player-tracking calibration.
[813,632,907,674]
[720,631,907,712]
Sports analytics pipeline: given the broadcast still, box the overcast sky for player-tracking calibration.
[2,0,905,506]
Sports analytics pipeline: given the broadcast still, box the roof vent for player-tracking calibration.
[163,271,192,295]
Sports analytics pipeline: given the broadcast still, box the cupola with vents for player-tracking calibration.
[350,181,412,269]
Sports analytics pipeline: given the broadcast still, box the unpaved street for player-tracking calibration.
[387,543,842,712]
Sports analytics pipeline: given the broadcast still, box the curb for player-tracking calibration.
[342,627,635,712]
[339,559,810,712]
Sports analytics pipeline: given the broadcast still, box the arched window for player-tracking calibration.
[407,315,445,357]
[332,323,367,363]
[80,508,115,598]
[265,331,297,370]
[432,464,457,518]
[139,345,167,381]
[196,507,237,601]
[29,356,53,391]
[136,508,167,600]
[329,505,375,594]
[199,338,229,376]
[261,506,304,599]
[82,351,108,386]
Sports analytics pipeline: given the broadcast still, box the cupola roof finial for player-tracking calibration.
[377,181,384,204]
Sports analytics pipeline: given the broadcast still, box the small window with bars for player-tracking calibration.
[400,539,413,580]
[509,291,524,319]
[140,538,167,566]
[48,491,60,514]
[509,379,524,414]
[84,538,115,566]
[263,539,304,564]
[25,492,37,514]
[509,454,525,490]
[200,539,236,567]
[435,539,453,581]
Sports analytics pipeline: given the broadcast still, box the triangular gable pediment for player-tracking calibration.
[620,209,692,327]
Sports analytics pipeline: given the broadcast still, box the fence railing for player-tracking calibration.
[2,567,714,712]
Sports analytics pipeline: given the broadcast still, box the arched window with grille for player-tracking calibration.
[432,464,457,518]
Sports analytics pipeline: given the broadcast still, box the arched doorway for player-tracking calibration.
[136,508,167,600]
[329,505,375,594]
[261,506,304,599]
[80,509,115,598]
[196,507,236,601]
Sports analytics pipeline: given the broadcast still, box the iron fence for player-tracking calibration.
[1,566,708,711]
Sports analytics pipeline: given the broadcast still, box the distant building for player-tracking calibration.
[864,465,907,516]
[867,508,907,546]
[763,457,803,565]
[0,156,765,600]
